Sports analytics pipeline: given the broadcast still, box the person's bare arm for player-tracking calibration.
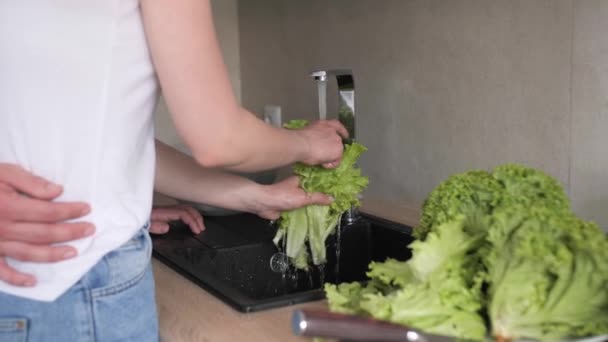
[141,0,347,172]
[154,140,273,211]
[154,140,332,220]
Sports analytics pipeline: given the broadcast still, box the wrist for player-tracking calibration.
[240,182,270,215]
[291,129,311,164]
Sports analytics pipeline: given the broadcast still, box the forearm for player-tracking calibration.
[142,0,308,172]
[154,140,271,213]
[176,106,310,172]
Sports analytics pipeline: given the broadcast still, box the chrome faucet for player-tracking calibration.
[310,69,359,223]
[310,69,355,144]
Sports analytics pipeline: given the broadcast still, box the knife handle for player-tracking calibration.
[292,309,416,342]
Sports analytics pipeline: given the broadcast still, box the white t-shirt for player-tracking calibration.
[0,1,159,301]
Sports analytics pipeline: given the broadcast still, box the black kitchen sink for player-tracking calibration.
[152,212,414,313]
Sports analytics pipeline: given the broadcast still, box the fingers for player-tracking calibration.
[150,206,205,234]
[257,177,334,222]
[258,210,281,221]
[176,208,204,234]
[304,192,333,206]
[0,163,63,200]
[257,190,332,221]
[0,192,90,223]
[0,240,78,263]
[0,258,36,287]
[149,221,170,235]
[325,119,349,139]
[0,221,95,244]
[0,165,91,287]
[181,205,204,232]
[297,120,346,167]
[322,157,342,169]
[281,176,301,187]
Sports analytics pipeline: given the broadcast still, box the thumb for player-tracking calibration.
[258,210,281,221]
[322,158,342,169]
[149,221,170,235]
[305,192,333,206]
[0,164,62,200]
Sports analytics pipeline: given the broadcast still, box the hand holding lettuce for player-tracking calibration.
[273,120,369,270]
[326,164,608,341]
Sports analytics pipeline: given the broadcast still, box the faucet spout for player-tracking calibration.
[310,69,359,224]
[310,69,355,144]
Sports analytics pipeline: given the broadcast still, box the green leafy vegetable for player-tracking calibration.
[274,120,368,270]
[326,163,608,341]
[486,205,608,340]
[415,169,501,241]
[327,218,488,341]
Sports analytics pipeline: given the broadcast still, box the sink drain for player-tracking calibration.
[269,252,289,273]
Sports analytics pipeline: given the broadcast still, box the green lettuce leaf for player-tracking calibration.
[325,163,608,342]
[487,206,608,341]
[415,170,502,241]
[274,120,368,269]
[326,218,487,341]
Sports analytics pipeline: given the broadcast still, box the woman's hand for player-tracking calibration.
[153,141,333,225]
[0,163,94,287]
[251,176,333,221]
[296,120,348,169]
[149,205,205,235]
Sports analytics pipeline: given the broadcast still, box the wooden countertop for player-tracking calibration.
[152,198,421,342]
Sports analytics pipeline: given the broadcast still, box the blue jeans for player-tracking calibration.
[0,227,159,342]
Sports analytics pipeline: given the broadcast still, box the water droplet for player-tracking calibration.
[307,271,314,289]
[318,264,326,286]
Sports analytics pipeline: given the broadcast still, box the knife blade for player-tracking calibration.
[292,309,457,342]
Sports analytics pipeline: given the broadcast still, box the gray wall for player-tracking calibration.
[238,0,608,230]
